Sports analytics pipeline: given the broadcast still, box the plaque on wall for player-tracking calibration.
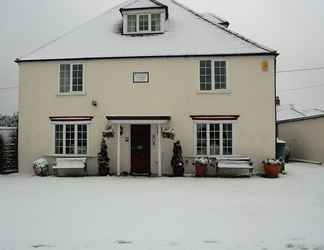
[133,72,149,83]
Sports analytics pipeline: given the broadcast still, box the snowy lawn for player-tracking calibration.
[1,163,324,250]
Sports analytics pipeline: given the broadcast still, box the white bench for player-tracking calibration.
[216,157,253,177]
[184,155,254,177]
[53,158,87,176]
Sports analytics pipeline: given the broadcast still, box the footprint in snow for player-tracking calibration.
[32,244,53,248]
[169,241,180,246]
[116,240,132,244]
[313,246,324,250]
[203,240,220,244]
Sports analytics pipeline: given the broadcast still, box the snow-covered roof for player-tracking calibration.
[17,0,277,62]
[277,104,324,123]
[121,0,165,9]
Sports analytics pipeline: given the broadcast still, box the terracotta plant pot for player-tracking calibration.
[264,163,281,178]
[195,164,207,177]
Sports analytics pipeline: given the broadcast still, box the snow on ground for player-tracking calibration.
[1,163,324,250]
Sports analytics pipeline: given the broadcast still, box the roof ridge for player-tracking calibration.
[170,0,277,55]
[18,0,135,60]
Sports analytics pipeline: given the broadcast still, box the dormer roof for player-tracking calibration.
[120,0,169,19]
[16,0,277,62]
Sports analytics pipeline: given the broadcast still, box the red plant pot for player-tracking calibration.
[195,164,207,177]
[264,163,281,178]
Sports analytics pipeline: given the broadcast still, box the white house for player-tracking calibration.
[16,0,278,176]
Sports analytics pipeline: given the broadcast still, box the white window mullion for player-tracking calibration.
[211,61,214,91]
[220,123,223,156]
[70,64,73,94]
[74,125,78,155]
[206,124,210,155]
[86,124,89,155]
[194,123,197,155]
[62,125,66,155]
[148,14,151,32]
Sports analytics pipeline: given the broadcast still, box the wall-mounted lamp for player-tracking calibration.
[92,100,98,107]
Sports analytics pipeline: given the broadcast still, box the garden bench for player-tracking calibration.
[216,156,253,177]
[53,158,87,176]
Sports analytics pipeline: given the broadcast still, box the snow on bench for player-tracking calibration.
[216,157,253,176]
[184,155,254,176]
[53,158,87,176]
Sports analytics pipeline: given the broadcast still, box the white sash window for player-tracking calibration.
[195,122,233,156]
[54,123,88,156]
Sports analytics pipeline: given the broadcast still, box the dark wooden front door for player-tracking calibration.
[131,125,151,175]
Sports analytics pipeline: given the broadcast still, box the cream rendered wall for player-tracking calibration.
[278,118,324,164]
[18,56,276,175]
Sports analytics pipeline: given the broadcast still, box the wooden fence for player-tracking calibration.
[0,127,18,174]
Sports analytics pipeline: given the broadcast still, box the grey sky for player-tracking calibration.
[1,0,324,114]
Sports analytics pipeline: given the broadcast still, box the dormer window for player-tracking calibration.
[120,0,168,35]
[124,12,164,34]
[127,15,137,32]
[139,14,149,31]
[151,13,161,31]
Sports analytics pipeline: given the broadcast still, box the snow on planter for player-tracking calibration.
[32,158,49,176]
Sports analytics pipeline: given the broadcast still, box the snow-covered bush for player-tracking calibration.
[0,113,18,127]
[162,128,175,140]
[194,157,209,166]
[263,159,284,165]
[103,126,114,138]
[32,158,49,176]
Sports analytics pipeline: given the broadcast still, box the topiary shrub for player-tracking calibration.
[98,138,110,176]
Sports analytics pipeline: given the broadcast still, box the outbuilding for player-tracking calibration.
[277,105,324,164]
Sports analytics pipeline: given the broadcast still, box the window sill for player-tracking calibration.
[124,31,164,35]
[196,89,232,95]
[46,154,96,158]
[57,92,86,97]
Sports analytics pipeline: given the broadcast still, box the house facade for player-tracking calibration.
[16,0,278,175]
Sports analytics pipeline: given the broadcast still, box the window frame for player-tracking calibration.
[124,11,163,35]
[58,63,86,96]
[193,121,235,157]
[127,14,137,33]
[151,13,161,32]
[139,14,150,32]
[198,59,230,93]
[52,121,90,157]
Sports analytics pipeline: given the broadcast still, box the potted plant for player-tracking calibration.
[32,158,49,176]
[162,128,175,140]
[194,157,209,177]
[263,159,283,178]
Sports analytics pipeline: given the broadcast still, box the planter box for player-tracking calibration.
[195,164,207,177]
[264,163,281,178]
